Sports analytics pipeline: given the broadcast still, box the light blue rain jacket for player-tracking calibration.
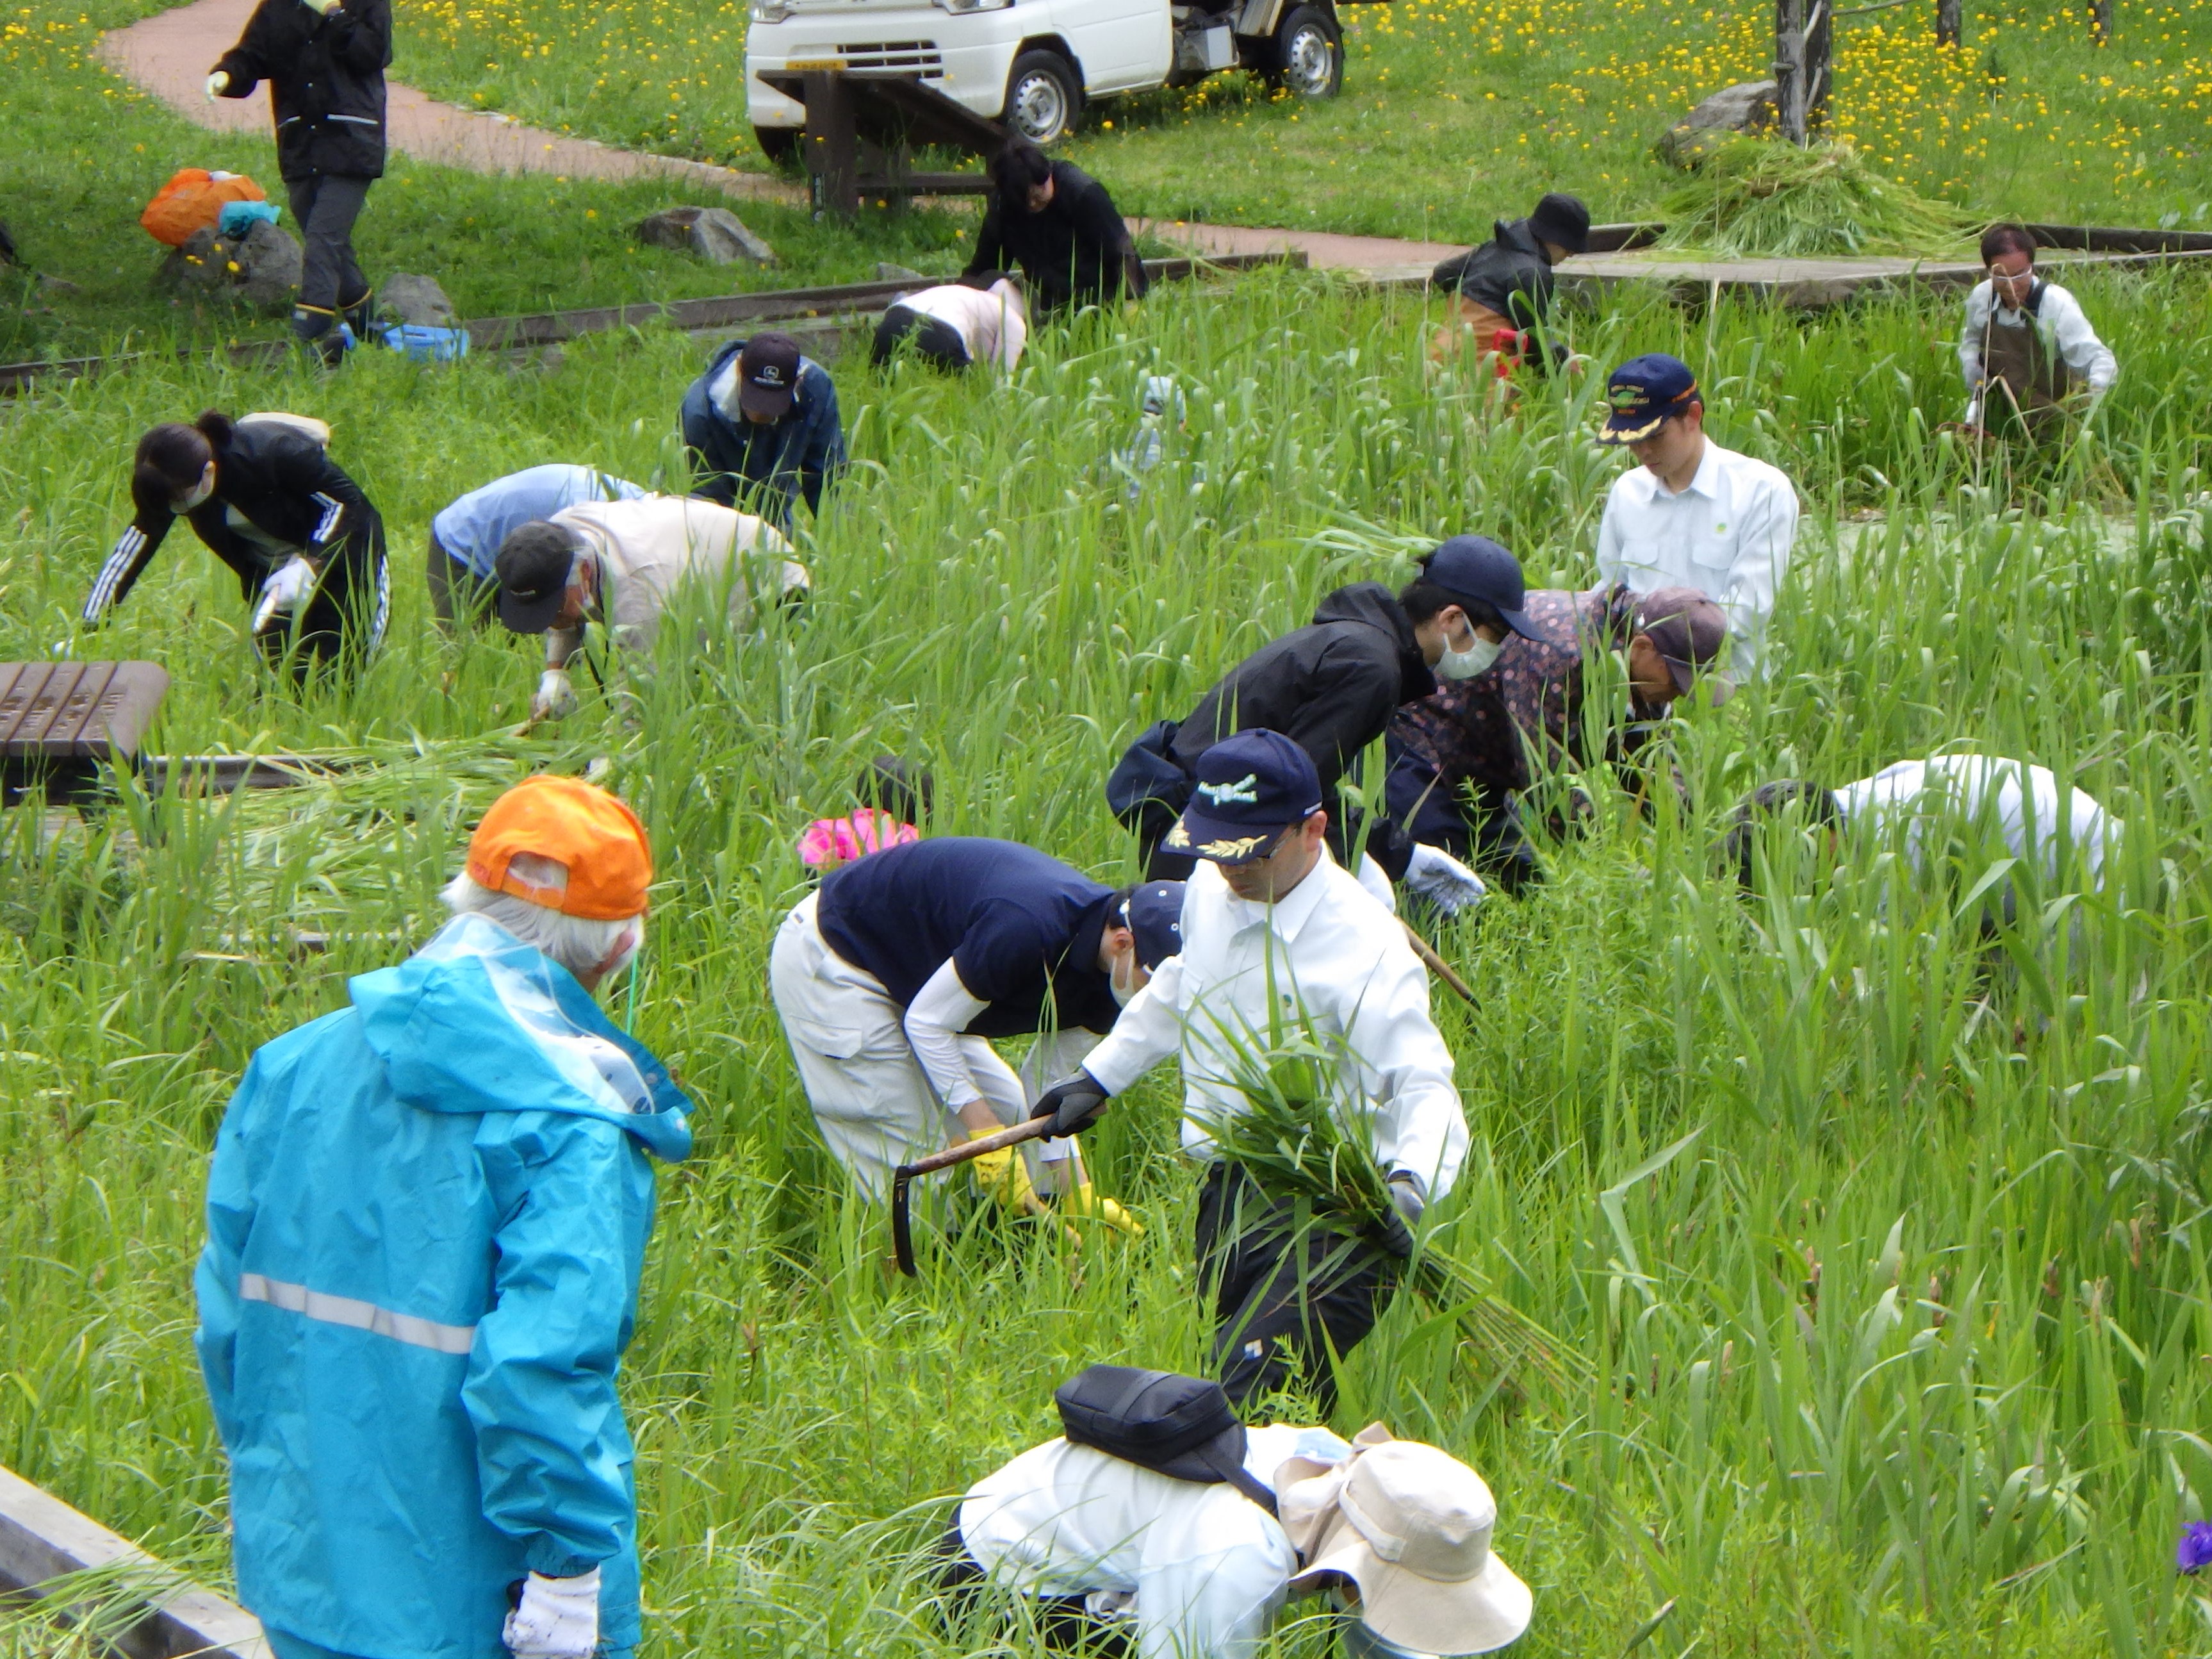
[195,914,693,1659]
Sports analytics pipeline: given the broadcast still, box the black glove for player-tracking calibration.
[1031,1071,1111,1139]
[1375,1173,1426,1258]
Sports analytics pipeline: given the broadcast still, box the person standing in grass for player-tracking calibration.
[871,274,1029,373]
[489,494,808,722]
[679,331,847,527]
[1385,585,1730,891]
[1033,731,1470,1410]
[1108,537,1528,916]
[428,464,648,632]
[1428,190,1591,368]
[1593,352,1799,681]
[769,836,1180,1223]
[964,138,1149,316]
[1958,223,2118,440]
[195,776,689,1659]
[205,0,390,364]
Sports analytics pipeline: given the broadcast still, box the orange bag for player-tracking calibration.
[140,169,268,247]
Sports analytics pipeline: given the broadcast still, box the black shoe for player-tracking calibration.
[339,290,375,342]
[290,305,348,368]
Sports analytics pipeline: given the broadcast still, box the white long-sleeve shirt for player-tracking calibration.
[896,279,1029,372]
[545,495,805,664]
[1083,852,1468,1196]
[1958,278,2117,425]
[1594,439,1799,681]
[1834,754,2122,891]
[959,1424,1352,1659]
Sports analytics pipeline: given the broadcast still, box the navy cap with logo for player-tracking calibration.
[1598,352,1700,443]
[1420,534,1541,640]
[1163,729,1323,866]
[493,519,582,635]
[737,331,803,420]
[1118,880,1186,970]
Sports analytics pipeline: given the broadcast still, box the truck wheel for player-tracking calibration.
[753,125,800,165]
[1003,51,1083,145]
[1267,5,1341,97]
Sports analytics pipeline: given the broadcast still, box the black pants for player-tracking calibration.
[426,534,496,631]
[249,532,389,680]
[285,173,374,322]
[937,1529,1129,1657]
[1195,1162,1397,1411]
[872,304,972,370]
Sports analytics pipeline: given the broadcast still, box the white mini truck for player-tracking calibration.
[745,0,1373,153]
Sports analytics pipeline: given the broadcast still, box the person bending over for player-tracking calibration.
[1428,190,1590,368]
[872,274,1029,374]
[429,464,646,632]
[678,331,847,527]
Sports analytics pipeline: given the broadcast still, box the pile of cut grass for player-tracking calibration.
[1657,136,1978,260]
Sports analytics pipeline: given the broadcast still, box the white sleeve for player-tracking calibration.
[1347,939,1469,1195]
[999,296,1028,373]
[1960,285,1991,424]
[903,959,992,1111]
[1134,1537,1294,1659]
[1718,469,1796,679]
[1081,954,1187,1096]
[2048,287,2117,394]
[1593,484,1625,586]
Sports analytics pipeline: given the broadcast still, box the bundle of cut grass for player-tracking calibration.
[1657,136,1976,260]
[1200,1023,1589,1399]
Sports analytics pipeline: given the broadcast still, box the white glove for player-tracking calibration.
[1403,843,1487,915]
[204,70,229,99]
[502,1567,599,1659]
[50,638,73,658]
[260,556,316,615]
[531,668,578,722]
[299,0,341,15]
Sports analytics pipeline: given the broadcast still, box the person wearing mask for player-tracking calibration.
[206,0,391,363]
[491,495,807,722]
[1108,536,1536,915]
[81,409,388,675]
[964,139,1148,316]
[768,835,1181,1220]
[1387,586,1729,890]
[678,331,847,526]
[871,274,1029,374]
[195,776,689,1659]
[1593,353,1799,681]
[1427,190,1591,368]
[1959,222,2118,438]
[428,464,647,631]
[949,1376,1530,1659]
[1038,732,1471,1408]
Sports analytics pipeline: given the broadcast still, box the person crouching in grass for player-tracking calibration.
[1959,224,2117,445]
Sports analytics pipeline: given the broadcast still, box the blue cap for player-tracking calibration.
[1420,535,1539,640]
[1598,352,1699,442]
[1163,730,1323,865]
[1118,880,1186,970]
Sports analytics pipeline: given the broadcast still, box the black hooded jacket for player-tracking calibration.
[1430,217,1556,331]
[1169,582,1435,877]
[963,161,1148,315]
[213,0,392,180]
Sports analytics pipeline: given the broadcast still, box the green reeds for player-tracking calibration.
[1658,137,1978,260]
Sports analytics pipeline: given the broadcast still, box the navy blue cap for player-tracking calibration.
[1163,730,1322,865]
[1420,535,1539,640]
[1598,352,1699,442]
[1118,880,1186,970]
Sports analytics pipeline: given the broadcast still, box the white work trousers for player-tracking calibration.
[769,893,1099,1200]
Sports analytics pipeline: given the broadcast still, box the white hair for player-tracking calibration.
[441,856,643,980]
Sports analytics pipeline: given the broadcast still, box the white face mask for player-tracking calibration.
[1436,625,1503,680]
[175,465,216,513]
[1110,948,1145,1007]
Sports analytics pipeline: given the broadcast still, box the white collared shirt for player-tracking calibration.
[958,1424,1351,1659]
[1593,439,1799,680]
[1958,278,2118,424]
[1083,850,1468,1196]
[1833,754,2122,890]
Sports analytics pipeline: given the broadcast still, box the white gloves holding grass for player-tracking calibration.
[532,668,578,722]
[1402,843,1487,914]
[503,1567,599,1659]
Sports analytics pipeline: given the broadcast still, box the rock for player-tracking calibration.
[156,220,301,315]
[1654,79,1779,169]
[635,206,776,266]
[378,272,458,327]
[874,261,928,281]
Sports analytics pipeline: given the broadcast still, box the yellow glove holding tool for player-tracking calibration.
[968,1128,1037,1212]
[1059,1181,1143,1237]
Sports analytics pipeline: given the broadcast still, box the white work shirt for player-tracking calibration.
[1083,851,1468,1196]
[959,1424,1352,1659]
[1833,754,2122,890]
[1958,278,2118,425]
[1594,439,1799,680]
[548,495,805,657]
[897,280,1029,373]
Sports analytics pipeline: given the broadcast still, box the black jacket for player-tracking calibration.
[1170,582,1434,878]
[1430,217,1555,331]
[214,0,392,181]
[964,161,1148,315]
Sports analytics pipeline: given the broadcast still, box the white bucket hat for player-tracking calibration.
[1277,1428,1530,1656]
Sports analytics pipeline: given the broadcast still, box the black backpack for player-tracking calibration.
[1054,1364,1279,1516]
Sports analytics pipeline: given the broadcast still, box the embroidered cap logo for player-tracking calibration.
[1195,772,1261,806]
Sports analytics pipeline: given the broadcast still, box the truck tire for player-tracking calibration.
[1267,5,1341,97]
[1003,50,1083,145]
[753,125,800,165]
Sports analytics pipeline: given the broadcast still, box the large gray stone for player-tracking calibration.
[378,272,457,326]
[635,206,776,266]
[874,261,928,281]
[1654,80,1778,169]
[156,220,300,315]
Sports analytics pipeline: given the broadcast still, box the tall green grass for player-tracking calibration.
[3,265,2212,1655]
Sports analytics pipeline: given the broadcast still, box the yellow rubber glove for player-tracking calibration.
[1060,1180,1143,1238]
[969,1129,1037,1213]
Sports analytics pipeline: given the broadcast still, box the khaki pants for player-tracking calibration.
[769,892,1094,1200]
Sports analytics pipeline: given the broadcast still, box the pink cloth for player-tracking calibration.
[798,809,921,868]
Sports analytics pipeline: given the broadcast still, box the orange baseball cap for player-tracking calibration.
[466,775,653,920]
